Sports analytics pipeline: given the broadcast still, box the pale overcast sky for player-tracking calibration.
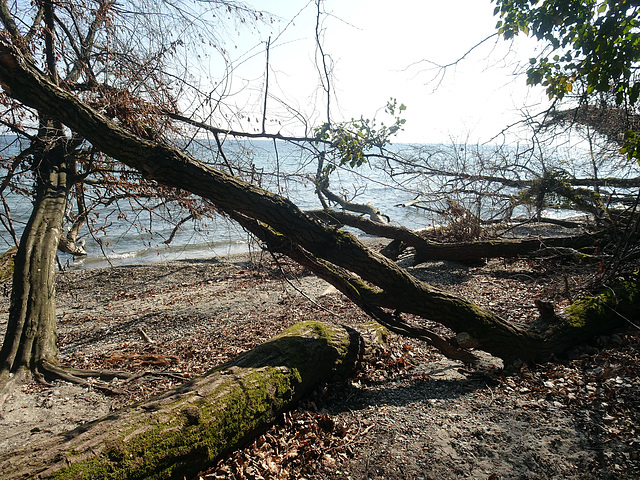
[216,0,551,144]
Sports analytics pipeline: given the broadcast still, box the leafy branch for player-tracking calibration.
[314,98,406,178]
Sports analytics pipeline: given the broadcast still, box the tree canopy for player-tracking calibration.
[493,0,640,158]
[493,0,640,103]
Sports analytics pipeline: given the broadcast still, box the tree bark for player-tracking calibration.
[0,43,635,363]
[57,183,88,256]
[0,140,70,376]
[231,212,638,361]
[0,321,365,480]
[319,187,389,223]
[0,0,77,381]
[412,233,601,263]
[309,209,602,263]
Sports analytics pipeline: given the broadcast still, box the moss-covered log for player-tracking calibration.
[0,321,364,480]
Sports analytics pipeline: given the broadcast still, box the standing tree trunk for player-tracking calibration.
[0,139,70,379]
[0,0,77,384]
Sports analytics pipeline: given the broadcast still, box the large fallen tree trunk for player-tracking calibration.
[0,43,636,364]
[234,212,639,361]
[0,321,366,480]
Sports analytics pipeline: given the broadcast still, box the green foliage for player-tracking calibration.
[314,98,406,179]
[621,129,640,162]
[493,0,640,158]
[493,1,640,102]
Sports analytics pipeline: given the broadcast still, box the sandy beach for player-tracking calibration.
[0,241,638,479]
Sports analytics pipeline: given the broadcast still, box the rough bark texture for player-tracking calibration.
[0,43,635,362]
[0,142,69,375]
[0,1,78,379]
[0,321,364,479]
[412,233,601,263]
[238,213,639,361]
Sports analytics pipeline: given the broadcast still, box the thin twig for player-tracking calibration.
[268,251,341,317]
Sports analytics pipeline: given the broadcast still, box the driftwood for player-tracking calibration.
[320,188,389,223]
[309,209,603,263]
[0,321,378,480]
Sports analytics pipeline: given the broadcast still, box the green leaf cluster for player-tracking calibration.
[314,98,406,177]
[493,0,640,160]
[494,0,640,101]
[621,129,640,163]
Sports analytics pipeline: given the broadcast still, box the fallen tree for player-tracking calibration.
[309,209,604,263]
[0,321,369,480]
[0,42,637,368]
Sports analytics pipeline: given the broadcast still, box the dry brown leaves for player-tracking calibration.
[200,408,356,480]
[491,328,640,474]
[45,251,639,477]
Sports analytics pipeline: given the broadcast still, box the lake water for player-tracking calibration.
[0,138,622,270]
[0,140,440,269]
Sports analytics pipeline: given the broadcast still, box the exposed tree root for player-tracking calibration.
[1,358,194,402]
[38,361,128,395]
[37,360,192,394]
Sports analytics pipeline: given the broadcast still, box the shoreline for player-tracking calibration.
[58,233,392,271]
[59,214,589,272]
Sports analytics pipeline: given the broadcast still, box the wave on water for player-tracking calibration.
[61,238,254,270]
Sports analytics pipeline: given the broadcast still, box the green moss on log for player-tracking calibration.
[50,365,301,480]
[0,247,16,283]
[566,279,639,330]
[2,321,361,480]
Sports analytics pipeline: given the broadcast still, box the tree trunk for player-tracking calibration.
[0,141,70,377]
[0,321,365,480]
[0,0,75,382]
[0,43,635,363]
[309,209,602,263]
[412,233,601,263]
[233,213,638,361]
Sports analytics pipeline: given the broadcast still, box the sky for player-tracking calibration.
[210,0,552,145]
